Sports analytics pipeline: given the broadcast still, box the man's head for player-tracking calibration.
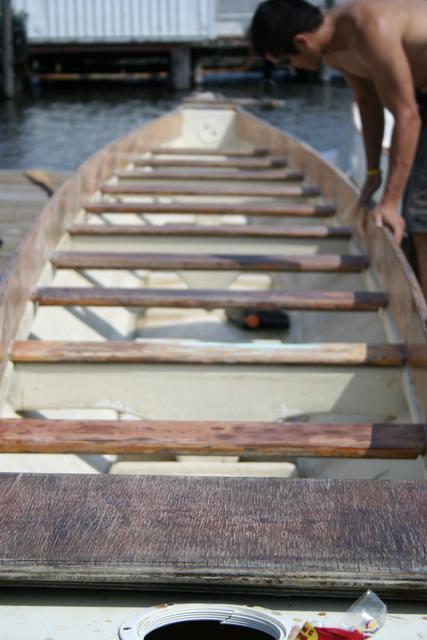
[249,0,325,70]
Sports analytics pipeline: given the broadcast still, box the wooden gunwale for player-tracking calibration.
[0,104,426,596]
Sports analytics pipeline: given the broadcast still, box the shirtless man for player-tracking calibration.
[249,0,427,292]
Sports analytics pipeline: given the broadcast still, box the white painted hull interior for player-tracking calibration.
[0,100,426,630]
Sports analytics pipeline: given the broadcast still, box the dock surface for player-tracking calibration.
[0,170,72,274]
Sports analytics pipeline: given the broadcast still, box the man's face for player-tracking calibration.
[266,35,322,71]
[267,51,321,71]
[285,51,322,70]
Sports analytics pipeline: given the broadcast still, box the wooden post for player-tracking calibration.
[169,47,192,92]
[1,0,14,98]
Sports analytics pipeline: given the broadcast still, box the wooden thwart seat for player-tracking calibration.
[69,224,352,239]
[0,418,423,458]
[0,473,425,595]
[151,146,270,157]
[135,157,287,169]
[115,168,304,182]
[11,340,406,366]
[51,251,369,273]
[101,182,320,198]
[32,287,389,310]
[84,201,336,217]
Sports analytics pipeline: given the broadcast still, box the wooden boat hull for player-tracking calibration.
[0,102,425,630]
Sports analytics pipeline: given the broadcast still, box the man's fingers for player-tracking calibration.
[374,209,383,228]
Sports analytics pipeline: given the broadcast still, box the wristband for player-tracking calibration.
[366,168,382,177]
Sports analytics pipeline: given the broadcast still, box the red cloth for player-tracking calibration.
[296,623,367,639]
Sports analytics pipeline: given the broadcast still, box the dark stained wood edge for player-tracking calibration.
[135,157,288,169]
[50,251,369,273]
[83,201,336,217]
[32,287,389,311]
[0,474,425,596]
[115,168,304,182]
[151,146,270,157]
[68,223,352,239]
[11,340,407,366]
[0,419,424,458]
[100,182,320,198]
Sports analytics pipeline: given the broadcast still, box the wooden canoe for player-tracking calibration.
[0,101,426,619]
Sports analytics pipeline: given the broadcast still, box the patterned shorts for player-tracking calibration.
[402,92,427,232]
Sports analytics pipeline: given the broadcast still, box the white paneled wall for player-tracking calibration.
[13,0,216,42]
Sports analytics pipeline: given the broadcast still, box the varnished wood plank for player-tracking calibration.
[0,473,425,595]
[11,340,406,366]
[84,201,335,217]
[33,287,389,311]
[0,419,423,458]
[135,157,287,169]
[151,146,270,157]
[51,251,369,273]
[69,224,352,239]
[115,168,303,182]
[100,182,320,198]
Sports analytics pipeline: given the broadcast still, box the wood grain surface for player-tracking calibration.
[115,169,303,182]
[151,146,270,156]
[50,252,369,273]
[69,224,351,239]
[84,201,335,217]
[33,288,389,310]
[11,340,406,366]
[135,157,288,169]
[0,473,425,595]
[0,419,424,458]
[100,182,320,198]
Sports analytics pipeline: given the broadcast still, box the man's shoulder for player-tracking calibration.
[336,0,389,30]
[335,0,401,44]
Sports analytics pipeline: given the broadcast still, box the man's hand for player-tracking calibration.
[358,173,382,207]
[372,202,405,244]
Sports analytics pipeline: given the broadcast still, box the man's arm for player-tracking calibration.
[342,71,385,205]
[353,16,421,242]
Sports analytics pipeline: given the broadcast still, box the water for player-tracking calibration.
[0,80,354,173]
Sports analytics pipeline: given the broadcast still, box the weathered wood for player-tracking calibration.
[115,168,303,182]
[50,251,369,273]
[69,224,352,239]
[234,109,427,421]
[0,419,423,458]
[11,340,406,366]
[152,146,270,157]
[84,201,335,217]
[135,157,287,169]
[364,215,427,421]
[0,111,182,385]
[1,0,14,98]
[101,182,320,198]
[33,287,389,311]
[0,473,425,596]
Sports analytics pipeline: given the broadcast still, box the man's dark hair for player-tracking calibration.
[249,0,324,58]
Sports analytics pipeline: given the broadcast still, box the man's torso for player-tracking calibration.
[324,0,427,91]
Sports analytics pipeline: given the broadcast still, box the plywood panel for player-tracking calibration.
[0,473,425,596]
